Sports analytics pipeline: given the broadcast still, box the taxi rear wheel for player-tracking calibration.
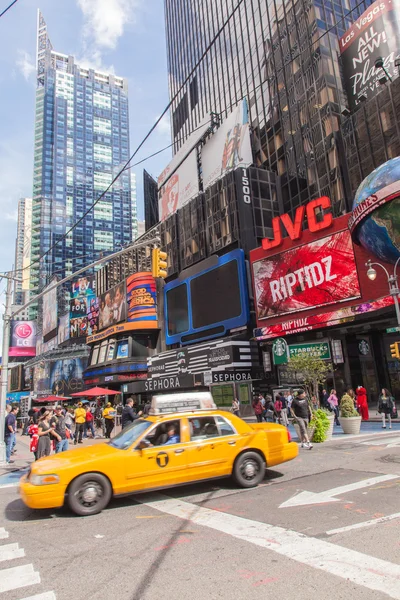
[67,473,112,516]
[233,452,265,488]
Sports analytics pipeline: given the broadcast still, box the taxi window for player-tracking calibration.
[216,416,236,436]
[189,417,219,440]
[144,420,181,447]
[109,420,151,450]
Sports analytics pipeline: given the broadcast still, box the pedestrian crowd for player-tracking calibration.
[3,396,147,464]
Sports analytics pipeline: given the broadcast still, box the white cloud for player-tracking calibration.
[157,113,171,137]
[77,0,140,50]
[16,50,35,81]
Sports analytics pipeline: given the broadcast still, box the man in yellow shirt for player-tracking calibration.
[74,402,86,445]
[102,402,116,439]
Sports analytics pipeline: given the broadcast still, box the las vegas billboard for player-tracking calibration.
[339,0,400,109]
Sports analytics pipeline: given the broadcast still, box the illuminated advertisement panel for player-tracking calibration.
[9,321,37,357]
[126,272,158,326]
[252,230,361,321]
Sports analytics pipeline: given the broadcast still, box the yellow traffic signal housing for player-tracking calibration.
[152,248,168,278]
[390,342,400,359]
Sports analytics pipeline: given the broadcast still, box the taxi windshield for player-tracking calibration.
[109,419,152,450]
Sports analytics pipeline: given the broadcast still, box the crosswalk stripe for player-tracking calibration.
[20,592,57,600]
[0,564,40,594]
[141,493,400,600]
[0,527,9,539]
[0,542,25,562]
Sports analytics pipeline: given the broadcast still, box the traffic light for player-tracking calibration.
[152,248,168,278]
[390,342,400,359]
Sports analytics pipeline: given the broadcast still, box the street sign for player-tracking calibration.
[289,341,331,360]
[386,327,400,333]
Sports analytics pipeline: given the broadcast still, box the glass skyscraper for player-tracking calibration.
[164,0,375,220]
[31,11,135,311]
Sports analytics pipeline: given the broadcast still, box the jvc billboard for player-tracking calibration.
[340,0,400,109]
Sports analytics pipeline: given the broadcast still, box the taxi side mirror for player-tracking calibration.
[136,439,151,450]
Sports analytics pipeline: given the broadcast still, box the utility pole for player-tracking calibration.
[0,274,15,466]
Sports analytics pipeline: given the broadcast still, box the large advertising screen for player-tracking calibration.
[339,0,400,109]
[127,272,158,326]
[201,99,253,190]
[69,276,98,338]
[9,321,37,357]
[98,281,127,330]
[164,249,250,345]
[42,279,58,341]
[252,230,361,321]
[34,358,88,396]
[58,314,70,345]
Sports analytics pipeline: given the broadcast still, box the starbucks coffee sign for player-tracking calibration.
[272,338,289,365]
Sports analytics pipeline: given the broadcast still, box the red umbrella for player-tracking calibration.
[70,386,121,397]
[34,395,72,403]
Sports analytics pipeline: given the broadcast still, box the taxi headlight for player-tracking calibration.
[30,473,60,486]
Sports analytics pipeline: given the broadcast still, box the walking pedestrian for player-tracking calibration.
[327,389,340,426]
[274,395,283,423]
[356,386,369,420]
[37,411,60,459]
[290,391,313,449]
[321,388,329,409]
[252,396,264,423]
[287,389,294,412]
[280,393,289,427]
[103,402,116,438]
[231,397,240,417]
[27,422,39,460]
[74,402,86,444]
[84,405,96,438]
[50,405,69,453]
[378,388,394,429]
[64,408,74,436]
[121,397,143,429]
[265,396,276,422]
[5,406,18,464]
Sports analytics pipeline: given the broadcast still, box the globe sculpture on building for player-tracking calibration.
[350,157,400,264]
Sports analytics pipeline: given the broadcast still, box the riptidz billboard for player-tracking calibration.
[339,0,400,109]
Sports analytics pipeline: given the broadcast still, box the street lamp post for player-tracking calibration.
[366,258,400,326]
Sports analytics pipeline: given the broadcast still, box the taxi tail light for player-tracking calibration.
[287,430,292,443]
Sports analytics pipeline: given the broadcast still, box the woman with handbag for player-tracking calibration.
[378,388,394,429]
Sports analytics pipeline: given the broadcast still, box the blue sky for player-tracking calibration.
[0,0,171,276]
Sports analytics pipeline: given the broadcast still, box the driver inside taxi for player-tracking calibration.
[144,424,180,447]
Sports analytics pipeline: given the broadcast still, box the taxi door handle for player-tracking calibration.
[174,448,185,454]
[228,441,236,446]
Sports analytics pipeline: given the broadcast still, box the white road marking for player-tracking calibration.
[326,512,400,536]
[0,564,40,593]
[361,436,400,448]
[0,542,25,562]
[0,527,9,539]
[20,592,57,600]
[141,493,400,599]
[0,482,20,489]
[279,474,399,508]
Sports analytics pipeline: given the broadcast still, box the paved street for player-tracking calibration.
[1,428,400,600]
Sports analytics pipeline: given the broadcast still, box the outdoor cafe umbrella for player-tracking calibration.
[70,386,122,398]
[33,395,72,403]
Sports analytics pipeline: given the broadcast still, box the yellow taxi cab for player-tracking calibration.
[19,392,298,516]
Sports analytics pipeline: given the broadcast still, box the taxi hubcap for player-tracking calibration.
[241,459,258,479]
[77,482,103,506]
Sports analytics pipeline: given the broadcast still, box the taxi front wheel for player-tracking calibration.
[233,452,265,488]
[67,473,112,516]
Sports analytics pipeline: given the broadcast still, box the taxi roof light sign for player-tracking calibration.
[149,392,217,415]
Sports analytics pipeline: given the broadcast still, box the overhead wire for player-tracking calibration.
[0,0,19,19]
[11,0,368,279]
[17,0,247,277]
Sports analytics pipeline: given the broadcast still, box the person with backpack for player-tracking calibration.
[378,388,394,429]
[252,396,264,423]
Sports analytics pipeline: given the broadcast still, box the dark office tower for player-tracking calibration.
[143,169,159,231]
[164,0,374,217]
[30,11,132,310]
